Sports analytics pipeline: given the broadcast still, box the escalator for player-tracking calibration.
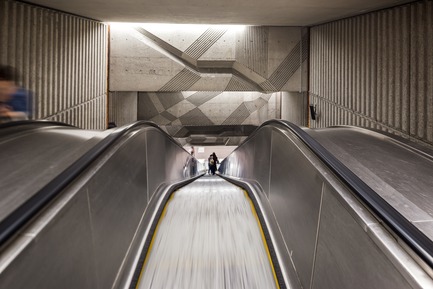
[1,120,433,289]
[135,177,279,289]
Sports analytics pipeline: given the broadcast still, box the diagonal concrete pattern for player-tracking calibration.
[133,26,306,92]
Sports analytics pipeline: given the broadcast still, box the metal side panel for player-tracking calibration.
[269,128,323,289]
[85,130,149,289]
[220,121,433,289]
[312,184,412,289]
[306,127,433,239]
[0,123,195,289]
[253,126,273,196]
[164,132,191,182]
[0,126,105,223]
[146,129,168,202]
[0,191,97,289]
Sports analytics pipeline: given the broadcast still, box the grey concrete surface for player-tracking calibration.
[22,0,412,26]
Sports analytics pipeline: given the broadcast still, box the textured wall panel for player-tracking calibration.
[0,0,107,129]
[184,27,227,59]
[310,0,433,147]
[268,42,301,90]
[179,107,213,125]
[222,103,250,125]
[225,75,258,91]
[187,91,221,106]
[159,68,201,91]
[110,25,308,92]
[108,91,138,126]
[235,26,268,77]
[137,91,280,128]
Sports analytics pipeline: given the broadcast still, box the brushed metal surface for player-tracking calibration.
[219,122,433,289]
[252,126,273,196]
[220,125,272,189]
[146,129,169,202]
[269,128,323,289]
[307,127,433,238]
[0,191,97,289]
[0,123,195,289]
[0,125,105,222]
[367,223,433,289]
[312,185,412,289]
[85,130,149,289]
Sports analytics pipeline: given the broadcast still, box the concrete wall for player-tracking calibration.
[0,0,108,129]
[110,25,308,92]
[281,92,308,126]
[137,91,280,129]
[108,91,137,126]
[309,0,433,147]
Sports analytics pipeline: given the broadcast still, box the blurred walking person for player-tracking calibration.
[0,65,29,123]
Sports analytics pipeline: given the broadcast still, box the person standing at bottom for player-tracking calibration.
[209,152,219,175]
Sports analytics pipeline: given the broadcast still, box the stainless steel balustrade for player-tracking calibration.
[0,121,108,224]
[2,120,433,289]
[219,120,433,289]
[0,122,199,289]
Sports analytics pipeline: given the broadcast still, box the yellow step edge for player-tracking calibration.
[244,190,281,289]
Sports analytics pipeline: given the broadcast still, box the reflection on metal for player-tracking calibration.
[219,121,433,289]
[137,177,278,289]
[0,122,198,289]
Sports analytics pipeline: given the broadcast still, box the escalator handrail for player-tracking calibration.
[225,119,433,270]
[0,120,75,138]
[0,120,75,129]
[0,120,183,247]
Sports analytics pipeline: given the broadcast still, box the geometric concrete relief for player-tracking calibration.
[110,24,309,92]
[138,91,280,129]
[109,24,307,143]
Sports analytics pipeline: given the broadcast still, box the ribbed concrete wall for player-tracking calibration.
[0,0,108,129]
[310,0,433,146]
[108,91,138,126]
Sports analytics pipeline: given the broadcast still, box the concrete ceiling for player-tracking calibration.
[24,0,412,26]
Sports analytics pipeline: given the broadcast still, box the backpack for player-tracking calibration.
[209,158,215,165]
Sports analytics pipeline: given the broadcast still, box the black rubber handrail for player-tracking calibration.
[0,120,182,247]
[0,120,74,138]
[0,120,74,130]
[225,119,433,269]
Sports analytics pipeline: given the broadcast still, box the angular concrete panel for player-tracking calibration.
[179,107,214,125]
[187,91,222,106]
[189,74,232,91]
[199,29,237,60]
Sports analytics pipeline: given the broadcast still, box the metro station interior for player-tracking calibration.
[1,0,433,288]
